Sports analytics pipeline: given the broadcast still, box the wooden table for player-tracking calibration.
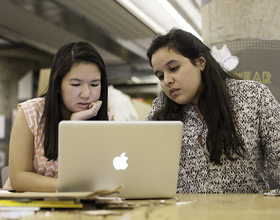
[13,194,280,220]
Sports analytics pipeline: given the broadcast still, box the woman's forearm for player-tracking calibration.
[10,171,58,192]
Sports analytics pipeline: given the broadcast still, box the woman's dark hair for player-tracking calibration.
[42,41,108,161]
[147,28,245,164]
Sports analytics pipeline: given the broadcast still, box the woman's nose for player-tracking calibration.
[80,86,91,98]
[164,74,174,86]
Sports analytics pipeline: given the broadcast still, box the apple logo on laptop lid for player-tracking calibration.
[113,152,128,170]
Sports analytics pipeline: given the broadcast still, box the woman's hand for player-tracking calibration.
[70,101,102,120]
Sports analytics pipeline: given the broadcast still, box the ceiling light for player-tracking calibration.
[156,0,202,41]
[116,0,166,33]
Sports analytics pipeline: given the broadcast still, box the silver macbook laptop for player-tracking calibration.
[58,121,183,199]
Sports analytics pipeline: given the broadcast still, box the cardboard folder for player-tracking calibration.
[0,185,123,200]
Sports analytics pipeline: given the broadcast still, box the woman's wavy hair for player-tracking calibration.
[147,28,245,164]
[42,41,108,161]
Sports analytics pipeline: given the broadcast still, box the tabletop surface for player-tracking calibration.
[5,193,280,220]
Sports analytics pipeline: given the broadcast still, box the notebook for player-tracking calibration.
[58,121,183,199]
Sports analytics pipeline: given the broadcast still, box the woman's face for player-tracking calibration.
[151,47,205,105]
[60,63,101,119]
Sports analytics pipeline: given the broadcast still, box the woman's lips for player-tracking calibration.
[169,88,179,96]
[78,103,90,109]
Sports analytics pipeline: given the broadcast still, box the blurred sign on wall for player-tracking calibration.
[211,40,280,102]
[0,115,5,139]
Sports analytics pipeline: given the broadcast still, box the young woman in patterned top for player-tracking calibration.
[6,41,113,192]
[146,28,280,193]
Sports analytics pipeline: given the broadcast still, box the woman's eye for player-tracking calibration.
[71,84,80,87]
[156,74,164,80]
[91,84,99,87]
[170,66,179,72]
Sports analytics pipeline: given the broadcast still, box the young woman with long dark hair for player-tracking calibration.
[146,28,280,193]
[5,41,113,192]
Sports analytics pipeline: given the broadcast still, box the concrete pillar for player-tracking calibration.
[201,0,280,45]
[0,58,35,166]
[201,0,280,101]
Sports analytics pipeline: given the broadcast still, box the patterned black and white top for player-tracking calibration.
[146,78,280,193]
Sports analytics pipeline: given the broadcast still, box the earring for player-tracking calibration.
[201,67,204,71]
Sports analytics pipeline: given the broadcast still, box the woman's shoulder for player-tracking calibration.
[151,97,164,107]
[145,97,164,121]
[18,97,45,119]
[19,97,45,109]
[226,78,269,96]
[16,97,46,134]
